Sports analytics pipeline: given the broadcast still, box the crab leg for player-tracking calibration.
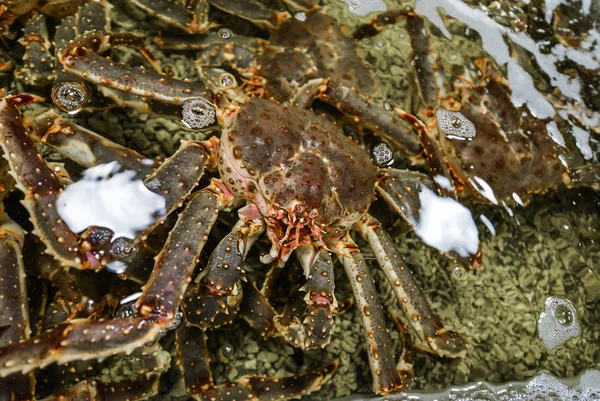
[137,181,234,319]
[29,110,159,177]
[357,214,468,358]
[38,375,161,401]
[208,0,288,30]
[131,0,213,34]
[182,215,264,330]
[177,322,337,400]
[331,234,411,394]
[0,181,234,377]
[15,12,54,87]
[238,278,277,338]
[293,78,423,160]
[0,210,34,400]
[275,244,336,348]
[59,31,214,107]
[0,97,88,269]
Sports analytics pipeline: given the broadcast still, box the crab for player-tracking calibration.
[0,76,473,396]
[358,9,600,207]
[0,94,341,400]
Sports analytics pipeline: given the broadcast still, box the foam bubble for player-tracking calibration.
[435,109,476,140]
[414,186,479,257]
[538,296,580,350]
[57,161,166,239]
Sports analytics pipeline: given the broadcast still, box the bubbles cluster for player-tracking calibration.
[435,108,477,140]
[182,97,216,129]
[538,296,580,350]
[51,81,88,113]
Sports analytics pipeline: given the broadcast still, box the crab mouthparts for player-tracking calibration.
[262,208,325,266]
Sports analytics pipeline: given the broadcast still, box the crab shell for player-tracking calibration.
[218,98,378,260]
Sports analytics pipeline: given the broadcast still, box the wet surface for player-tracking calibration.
[0,0,598,400]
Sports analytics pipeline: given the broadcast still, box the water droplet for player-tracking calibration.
[371,142,394,167]
[218,28,232,40]
[219,73,235,88]
[182,98,216,129]
[51,81,88,113]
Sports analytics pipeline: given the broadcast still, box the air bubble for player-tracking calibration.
[371,142,394,166]
[51,81,88,113]
[538,296,580,350]
[383,101,392,111]
[453,266,465,279]
[219,73,235,88]
[182,98,216,129]
[294,12,307,21]
[218,28,232,40]
[435,108,476,140]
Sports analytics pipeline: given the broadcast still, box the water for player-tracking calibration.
[0,0,598,400]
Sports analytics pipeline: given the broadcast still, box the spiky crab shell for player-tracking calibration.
[218,98,378,243]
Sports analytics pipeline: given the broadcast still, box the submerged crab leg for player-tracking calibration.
[59,31,214,107]
[275,244,336,348]
[331,234,411,394]
[131,0,213,34]
[29,110,159,177]
[238,278,277,338]
[357,214,468,358]
[177,323,338,401]
[38,375,161,401]
[0,97,87,269]
[137,181,233,319]
[0,211,34,400]
[293,78,423,160]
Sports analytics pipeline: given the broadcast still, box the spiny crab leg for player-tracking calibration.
[131,0,215,34]
[0,96,88,269]
[292,78,423,161]
[0,209,34,399]
[0,181,234,377]
[356,214,468,358]
[176,324,338,401]
[28,110,159,177]
[182,214,264,330]
[38,375,161,401]
[331,234,411,395]
[59,30,215,108]
[274,244,336,349]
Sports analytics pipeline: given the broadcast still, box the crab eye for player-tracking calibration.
[182,97,216,129]
[51,81,89,113]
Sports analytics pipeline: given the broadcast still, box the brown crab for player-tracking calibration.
[0,94,341,400]
[0,84,470,396]
[356,10,600,206]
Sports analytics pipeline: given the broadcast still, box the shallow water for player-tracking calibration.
[0,0,598,400]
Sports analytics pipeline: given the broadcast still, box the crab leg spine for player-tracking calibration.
[332,234,409,394]
[357,214,468,358]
